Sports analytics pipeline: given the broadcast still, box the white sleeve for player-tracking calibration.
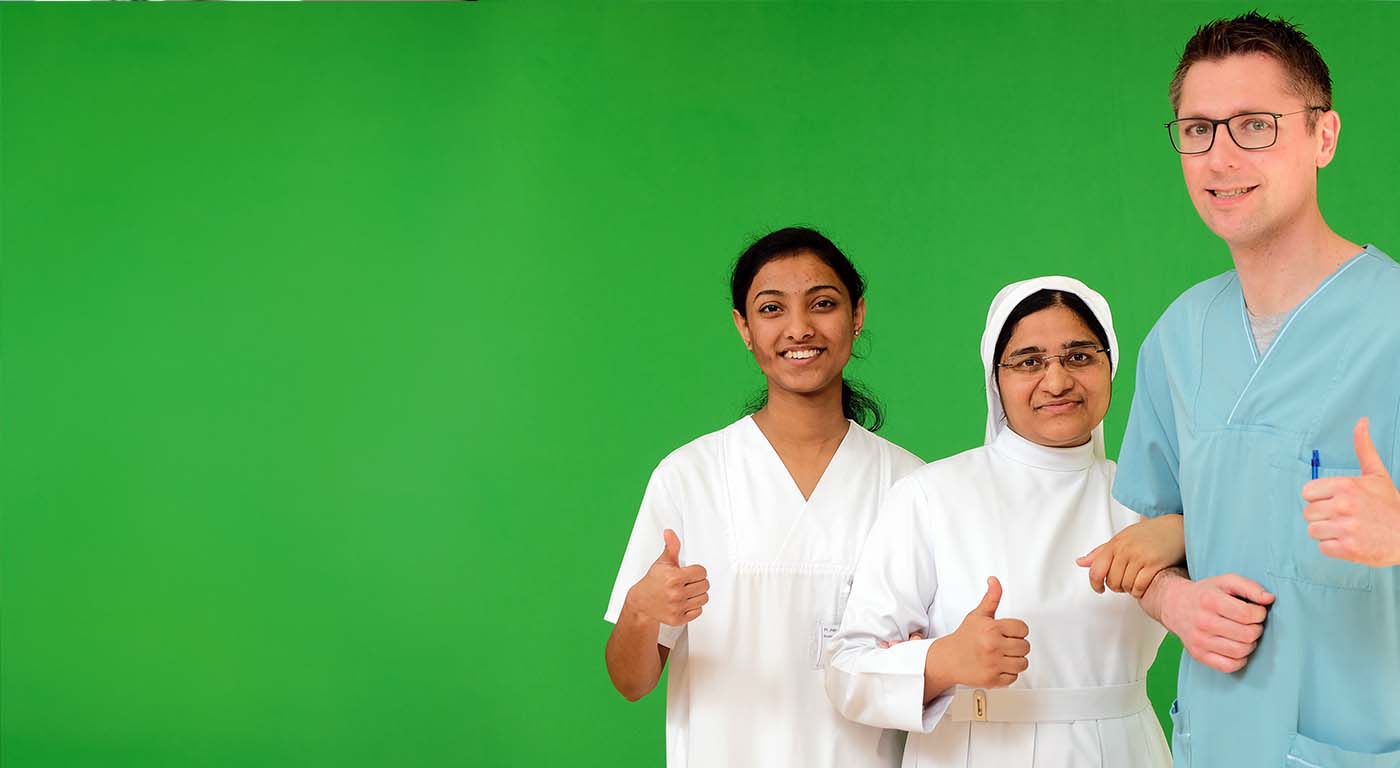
[603,463,684,648]
[826,475,952,733]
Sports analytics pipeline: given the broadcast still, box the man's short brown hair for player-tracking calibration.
[1169,11,1332,129]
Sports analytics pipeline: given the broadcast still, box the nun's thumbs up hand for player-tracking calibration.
[924,577,1030,693]
[628,529,710,626]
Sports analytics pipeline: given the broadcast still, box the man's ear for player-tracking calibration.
[1314,109,1341,169]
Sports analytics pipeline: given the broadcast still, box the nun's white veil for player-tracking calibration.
[980,276,1119,458]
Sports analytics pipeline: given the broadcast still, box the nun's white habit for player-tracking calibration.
[825,276,1171,767]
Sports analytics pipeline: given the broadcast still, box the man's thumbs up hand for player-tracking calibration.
[1301,418,1400,567]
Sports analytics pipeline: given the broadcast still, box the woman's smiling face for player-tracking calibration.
[733,251,863,400]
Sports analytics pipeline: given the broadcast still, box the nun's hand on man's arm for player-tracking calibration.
[1076,514,1185,598]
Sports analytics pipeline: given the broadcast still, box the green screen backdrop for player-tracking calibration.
[3,2,1398,766]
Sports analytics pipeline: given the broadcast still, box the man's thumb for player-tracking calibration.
[973,576,1002,618]
[1355,418,1391,479]
[659,529,681,565]
[1218,573,1275,606]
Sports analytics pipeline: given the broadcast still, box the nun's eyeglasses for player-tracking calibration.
[997,347,1109,377]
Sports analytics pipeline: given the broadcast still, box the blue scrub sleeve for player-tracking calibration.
[1113,325,1185,518]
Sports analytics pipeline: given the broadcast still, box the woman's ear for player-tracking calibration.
[732,308,752,351]
[852,296,866,338]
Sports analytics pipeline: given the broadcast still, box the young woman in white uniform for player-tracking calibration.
[604,227,924,768]
[826,276,1178,767]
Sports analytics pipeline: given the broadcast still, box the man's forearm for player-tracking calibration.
[1138,565,1189,625]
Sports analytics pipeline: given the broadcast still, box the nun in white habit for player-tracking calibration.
[826,276,1172,767]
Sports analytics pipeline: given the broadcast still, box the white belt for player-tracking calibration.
[946,681,1149,724]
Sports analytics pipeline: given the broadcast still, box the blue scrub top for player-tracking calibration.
[1115,245,1400,768]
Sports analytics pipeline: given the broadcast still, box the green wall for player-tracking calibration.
[3,2,1397,765]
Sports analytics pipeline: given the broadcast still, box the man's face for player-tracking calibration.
[1175,53,1335,248]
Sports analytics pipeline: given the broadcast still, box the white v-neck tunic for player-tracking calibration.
[605,416,924,768]
[827,427,1170,767]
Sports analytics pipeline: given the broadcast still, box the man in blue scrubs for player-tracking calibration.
[1114,12,1400,767]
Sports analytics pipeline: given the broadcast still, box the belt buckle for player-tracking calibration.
[973,689,988,721]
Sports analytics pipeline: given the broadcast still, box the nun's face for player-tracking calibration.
[995,305,1111,448]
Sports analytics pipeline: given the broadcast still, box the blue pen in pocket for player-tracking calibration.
[1311,449,1320,480]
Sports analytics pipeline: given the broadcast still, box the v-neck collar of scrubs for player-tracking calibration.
[743,415,856,504]
[991,425,1095,472]
[1226,246,1374,424]
[1236,247,1372,366]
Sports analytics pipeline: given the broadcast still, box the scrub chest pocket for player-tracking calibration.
[1268,458,1373,592]
[1284,732,1400,767]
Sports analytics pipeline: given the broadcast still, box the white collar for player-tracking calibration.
[990,425,1095,472]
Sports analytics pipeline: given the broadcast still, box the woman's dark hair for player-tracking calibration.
[730,226,883,431]
[992,289,1111,370]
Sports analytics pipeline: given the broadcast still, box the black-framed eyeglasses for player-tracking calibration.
[996,347,1110,377]
[1164,107,1327,154]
